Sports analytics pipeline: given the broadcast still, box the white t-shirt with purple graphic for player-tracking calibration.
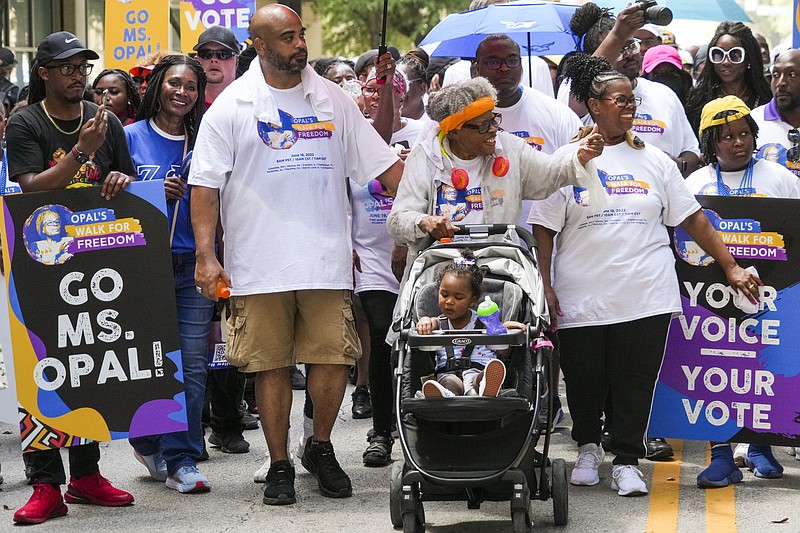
[528,142,700,328]
[189,65,398,295]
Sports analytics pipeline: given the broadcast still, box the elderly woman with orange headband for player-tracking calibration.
[387,77,605,250]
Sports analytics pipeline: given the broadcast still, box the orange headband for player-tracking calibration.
[438,96,495,135]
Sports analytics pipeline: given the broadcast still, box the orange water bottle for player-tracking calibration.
[216,279,231,299]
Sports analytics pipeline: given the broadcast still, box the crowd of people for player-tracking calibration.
[0,0,798,525]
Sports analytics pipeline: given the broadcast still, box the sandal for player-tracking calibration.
[362,434,394,467]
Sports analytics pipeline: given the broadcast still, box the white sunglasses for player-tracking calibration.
[709,46,745,65]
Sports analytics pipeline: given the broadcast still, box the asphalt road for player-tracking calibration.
[2,383,800,533]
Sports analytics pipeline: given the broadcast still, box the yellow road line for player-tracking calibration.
[646,439,683,533]
[704,444,737,533]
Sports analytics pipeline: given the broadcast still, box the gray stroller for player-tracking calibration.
[389,224,568,533]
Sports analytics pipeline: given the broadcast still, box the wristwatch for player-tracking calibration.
[71,146,89,164]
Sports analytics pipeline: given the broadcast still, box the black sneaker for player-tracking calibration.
[263,460,296,505]
[363,433,393,467]
[301,437,352,498]
[208,431,250,454]
[290,365,306,390]
[241,410,259,431]
[645,438,674,461]
[351,386,373,419]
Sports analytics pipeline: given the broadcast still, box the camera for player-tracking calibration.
[635,0,673,26]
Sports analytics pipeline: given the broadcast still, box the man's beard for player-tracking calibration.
[267,46,307,75]
[776,95,800,114]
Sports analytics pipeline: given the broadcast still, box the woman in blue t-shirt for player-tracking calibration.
[124,54,213,494]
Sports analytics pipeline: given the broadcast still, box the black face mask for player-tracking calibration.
[649,74,685,99]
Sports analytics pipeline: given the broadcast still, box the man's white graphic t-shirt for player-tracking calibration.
[189,63,398,295]
[498,86,582,227]
[751,101,800,177]
[528,142,700,328]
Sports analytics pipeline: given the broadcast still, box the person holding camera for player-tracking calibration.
[563,2,701,179]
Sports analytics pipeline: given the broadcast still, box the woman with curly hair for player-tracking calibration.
[559,2,701,177]
[529,54,759,497]
[686,21,772,135]
[92,69,141,126]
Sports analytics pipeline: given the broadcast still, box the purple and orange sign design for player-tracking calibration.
[651,197,800,445]
[1,181,186,452]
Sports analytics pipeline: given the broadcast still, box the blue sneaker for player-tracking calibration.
[166,466,211,493]
[697,445,743,488]
[745,445,784,479]
[133,450,167,482]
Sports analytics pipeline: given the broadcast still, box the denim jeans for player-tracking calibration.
[130,253,214,475]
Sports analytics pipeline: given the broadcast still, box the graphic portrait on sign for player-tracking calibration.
[1,182,185,452]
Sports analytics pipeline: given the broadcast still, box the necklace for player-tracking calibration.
[715,158,755,196]
[40,100,84,136]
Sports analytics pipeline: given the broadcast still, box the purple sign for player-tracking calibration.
[651,196,800,445]
[182,0,256,49]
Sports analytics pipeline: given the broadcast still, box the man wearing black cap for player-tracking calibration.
[0,47,19,115]
[194,25,240,105]
[6,31,135,525]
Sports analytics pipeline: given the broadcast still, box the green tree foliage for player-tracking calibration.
[310,0,467,56]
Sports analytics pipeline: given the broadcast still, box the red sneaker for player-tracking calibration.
[65,473,134,506]
[13,482,68,524]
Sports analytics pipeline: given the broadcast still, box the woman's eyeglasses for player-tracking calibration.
[460,112,502,134]
[709,46,745,65]
[196,49,237,61]
[46,63,93,77]
[600,95,642,108]
[787,129,800,162]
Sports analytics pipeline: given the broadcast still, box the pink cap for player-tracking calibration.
[642,45,683,74]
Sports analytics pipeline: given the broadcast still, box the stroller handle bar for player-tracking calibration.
[403,328,527,347]
[417,224,537,252]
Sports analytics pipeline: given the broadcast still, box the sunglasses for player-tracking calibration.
[481,56,522,71]
[788,129,800,162]
[460,112,502,134]
[196,49,237,61]
[46,63,93,77]
[709,46,745,65]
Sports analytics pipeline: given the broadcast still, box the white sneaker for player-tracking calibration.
[611,464,648,496]
[733,443,749,467]
[253,437,294,483]
[423,380,456,397]
[787,447,800,460]
[570,443,604,486]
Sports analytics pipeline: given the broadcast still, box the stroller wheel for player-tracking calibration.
[402,507,425,533]
[551,458,569,526]
[389,462,404,528]
[511,509,531,533]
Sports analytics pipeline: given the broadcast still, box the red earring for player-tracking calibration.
[492,156,509,177]
[451,168,469,190]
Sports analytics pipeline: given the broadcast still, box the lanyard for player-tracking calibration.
[715,158,755,197]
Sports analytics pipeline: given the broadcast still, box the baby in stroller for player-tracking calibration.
[416,250,525,398]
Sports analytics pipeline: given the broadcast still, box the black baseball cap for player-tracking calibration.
[0,48,16,66]
[193,26,239,52]
[35,31,99,65]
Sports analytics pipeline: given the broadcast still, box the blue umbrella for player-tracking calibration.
[420,0,581,59]
[594,0,751,23]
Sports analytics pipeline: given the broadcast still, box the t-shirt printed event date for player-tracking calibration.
[572,169,649,228]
